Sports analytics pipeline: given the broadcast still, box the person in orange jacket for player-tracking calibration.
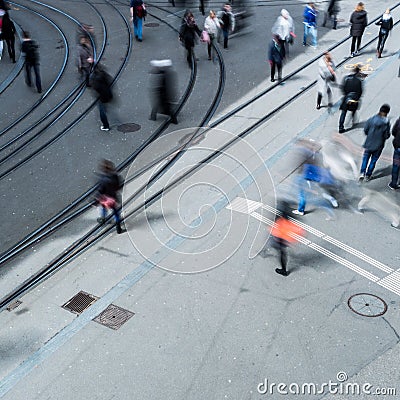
[270,200,305,276]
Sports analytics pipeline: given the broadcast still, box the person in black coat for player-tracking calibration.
[349,2,367,56]
[96,159,123,234]
[1,12,16,62]
[21,31,42,93]
[268,35,285,82]
[338,66,363,133]
[322,0,340,30]
[179,11,201,67]
[375,9,393,58]
[90,64,113,131]
[389,116,400,190]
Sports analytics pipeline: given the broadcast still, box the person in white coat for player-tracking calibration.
[204,10,220,60]
[272,9,295,56]
[316,52,336,110]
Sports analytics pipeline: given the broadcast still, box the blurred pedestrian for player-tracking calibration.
[322,0,340,30]
[179,11,201,68]
[199,0,205,16]
[359,104,391,182]
[349,2,367,57]
[268,34,285,83]
[217,3,235,49]
[21,31,42,93]
[303,2,318,48]
[316,51,336,109]
[77,36,93,86]
[338,65,363,133]
[0,9,4,61]
[271,200,305,277]
[388,116,400,190]
[130,0,146,42]
[1,11,15,62]
[90,64,113,131]
[76,23,95,47]
[272,9,295,57]
[96,159,123,234]
[149,59,177,124]
[375,8,393,58]
[204,10,220,61]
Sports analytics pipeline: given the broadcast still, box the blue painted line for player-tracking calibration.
[0,48,398,398]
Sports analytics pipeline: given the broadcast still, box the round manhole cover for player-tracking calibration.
[117,123,141,133]
[144,23,159,27]
[348,293,387,317]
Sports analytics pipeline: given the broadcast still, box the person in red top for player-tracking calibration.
[271,200,305,276]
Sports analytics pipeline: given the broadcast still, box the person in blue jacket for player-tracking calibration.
[303,2,318,48]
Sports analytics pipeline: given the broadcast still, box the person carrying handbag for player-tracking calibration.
[204,10,220,61]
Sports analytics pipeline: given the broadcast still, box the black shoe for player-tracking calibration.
[365,175,372,182]
[316,104,321,110]
[138,38,142,42]
[338,128,345,134]
[116,224,123,234]
[97,217,105,224]
[388,183,399,190]
[275,268,289,276]
[271,78,275,82]
[170,116,178,125]
[149,114,156,121]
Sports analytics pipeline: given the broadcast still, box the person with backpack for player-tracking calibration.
[218,3,235,49]
[96,159,123,234]
[90,64,113,131]
[21,31,42,93]
[268,34,285,83]
[130,0,146,42]
[375,8,393,58]
[338,65,363,133]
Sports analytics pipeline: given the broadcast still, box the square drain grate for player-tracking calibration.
[93,304,134,330]
[62,291,98,315]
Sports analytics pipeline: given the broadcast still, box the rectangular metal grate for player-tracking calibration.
[62,291,98,315]
[7,300,22,311]
[93,304,134,330]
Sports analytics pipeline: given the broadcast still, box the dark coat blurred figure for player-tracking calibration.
[21,31,42,93]
[179,11,201,68]
[268,35,285,83]
[389,117,400,190]
[322,0,340,29]
[90,64,113,131]
[1,11,15,62]
[375,9,393,58]
[0,9,4,60]
[149,59,177,124]
[349,2,367,56]
[272,9,295,57]
[271,200,305,277]
[338,66,363,133]
[359,104,391,181]
[130,0,146,41]
[96,159,123,234]
[218,3,235,49]
[77,36,93,86]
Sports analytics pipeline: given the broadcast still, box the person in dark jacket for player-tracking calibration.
[349,2,367,57]
[375,9,393,58]
[77,36,93,86]
[268,35,285,83]
[338,66,363,133]
[21,31,42,93]
[96,159,123,234]
[149,59,178,124]
[179,11,201,67]
[130,0,145,41]
[217,3,235,49]
[388,117,400,190]
[359,104,391,182]
[90,64,113,131]
[322,0,340,30]
[1,11,15,62]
